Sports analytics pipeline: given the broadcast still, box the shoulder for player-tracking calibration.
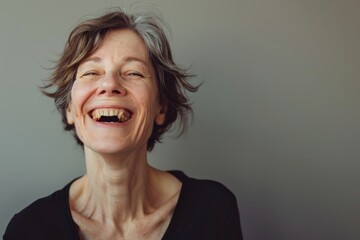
[165,171,243,239]
[170,170,238,210]
[3,181,75,239]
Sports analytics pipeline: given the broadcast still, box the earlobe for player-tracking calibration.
[66,106,74,125]
[155,113,166,125]
[155,104,167,125]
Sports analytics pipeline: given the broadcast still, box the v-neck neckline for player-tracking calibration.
[63,170,188,240]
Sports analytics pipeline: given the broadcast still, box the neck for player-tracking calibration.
[73,146,160,223]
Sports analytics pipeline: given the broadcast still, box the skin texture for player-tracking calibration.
[66,29,181,240]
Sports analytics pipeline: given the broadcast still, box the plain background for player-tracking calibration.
[1,0,359,239]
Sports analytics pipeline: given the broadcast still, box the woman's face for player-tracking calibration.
[66,29,166,155]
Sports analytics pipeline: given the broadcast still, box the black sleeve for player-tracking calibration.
[3,214,29,240]
[220,193,243,240]
[3,188,79,240]
[187,178,243,240]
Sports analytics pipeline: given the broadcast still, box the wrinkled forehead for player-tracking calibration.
[78,29,154,70]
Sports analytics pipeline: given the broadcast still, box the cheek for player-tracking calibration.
[138,87,160,116]
[70,81,95,115]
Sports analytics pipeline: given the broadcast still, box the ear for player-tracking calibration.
[66,105,75,125]
[155,103,167,126]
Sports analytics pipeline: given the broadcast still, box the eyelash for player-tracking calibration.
[127,72,144,77]
[79,71,145,79]
[83,72,97,76]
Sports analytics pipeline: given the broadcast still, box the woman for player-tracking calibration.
[4,9,243,240]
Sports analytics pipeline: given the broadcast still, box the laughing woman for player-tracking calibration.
[4,9,243,240]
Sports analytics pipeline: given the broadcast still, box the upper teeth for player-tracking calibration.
[91,108,131,122]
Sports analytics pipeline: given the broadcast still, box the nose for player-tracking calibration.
[98,73,126,96]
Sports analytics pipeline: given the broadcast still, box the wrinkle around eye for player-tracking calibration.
[128,72,145,77]
[83,72,98,76]
[121,71,146,81]
[78,70,102,80]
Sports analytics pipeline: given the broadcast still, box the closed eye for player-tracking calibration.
[121,71,146,81]
[82,71,98,76]
[127,72,144,77]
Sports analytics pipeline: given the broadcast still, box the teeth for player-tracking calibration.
[92,110,101,121]
[118,110,131,122]
[91,108,131,122]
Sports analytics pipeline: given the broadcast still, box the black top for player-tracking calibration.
[4,171,243,240]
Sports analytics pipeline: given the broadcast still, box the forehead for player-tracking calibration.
[85,29,150,64]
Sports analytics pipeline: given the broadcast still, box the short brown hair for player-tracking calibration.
[41,9,199,151]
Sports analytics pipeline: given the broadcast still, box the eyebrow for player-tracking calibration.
[80,56,151,67]
[81,56,101,64]
[125,57,151,67]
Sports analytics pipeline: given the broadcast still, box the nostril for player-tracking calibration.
[99,89,122,95]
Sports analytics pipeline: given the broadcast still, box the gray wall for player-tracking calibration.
[1,0,359,239]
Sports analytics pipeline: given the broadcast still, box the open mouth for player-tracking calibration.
[90,108,132,123]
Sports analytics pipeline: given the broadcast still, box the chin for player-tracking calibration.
[89,143,129,155]
[85,139,145,156]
